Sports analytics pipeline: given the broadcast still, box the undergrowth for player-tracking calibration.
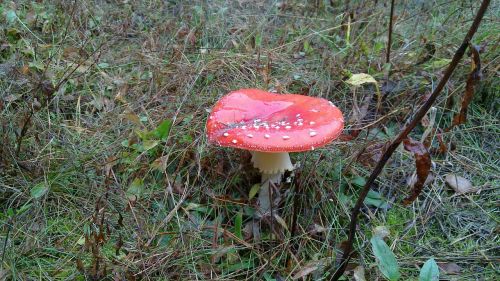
[0,1,498,280]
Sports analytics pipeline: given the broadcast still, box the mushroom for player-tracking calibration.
[206,89,344,217]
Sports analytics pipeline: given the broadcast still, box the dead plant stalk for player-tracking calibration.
[329,0,492,279]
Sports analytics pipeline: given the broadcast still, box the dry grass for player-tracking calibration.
[1,0,499,280]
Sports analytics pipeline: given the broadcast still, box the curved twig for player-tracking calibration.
[329,0,491,279]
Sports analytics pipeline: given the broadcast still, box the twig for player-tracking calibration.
[329,0,491,279]
[386,0,396,64]
[1,217,12,269]
[15,109,34,156]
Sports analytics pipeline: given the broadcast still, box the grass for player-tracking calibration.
[1,0,499,280]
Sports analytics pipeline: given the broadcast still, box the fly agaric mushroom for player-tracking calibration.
[206,88,344,216]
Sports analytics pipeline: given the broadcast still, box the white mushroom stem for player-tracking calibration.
[250,151,294,216]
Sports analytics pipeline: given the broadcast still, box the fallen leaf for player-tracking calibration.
[444,174,475,194]
[346,73,382,112]
[307,223,327,235]
[438,262,461,275]
[407,172,434,189]
[402,138,431,205]
[353,265,366,281]
[273,213,289,232]
[346,73,378,86]
[357,142,386,167]
[122,112,142,126]
[448,44,481,130]
[373,226,390,239]
[115,84,129,104]
[292,260,322,280]
[3,94,21,102]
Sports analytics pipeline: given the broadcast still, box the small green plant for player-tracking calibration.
[371,233,439,281]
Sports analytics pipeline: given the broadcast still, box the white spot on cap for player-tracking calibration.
[309,131,317,137]
[223,132,229,137]
[264,134,270,139]
[232,139,238,144]
[311,146,315,150]
[285,126,292,129]
[242,125,247,129]
[310,109,319,113]
[282,136,290,140]
[247,134,253,138]
[296,114,301,117]
[309,121,316,125]
[298,122,303,126]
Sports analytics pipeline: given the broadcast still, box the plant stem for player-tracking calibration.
[329,0,491,279]
[386,0,396,64]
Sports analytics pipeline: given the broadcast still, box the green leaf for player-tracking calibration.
[226,259,254,272]
[364,190,389,208]
[303,40,313,54]
[255,33,262,48]
[97,62,109,68]
[367,189,382,199]
[5,10,17,23]
[370,236,400,281]
[28,61,45,71]
[152,119,172,140]
[234,212,243,239]
[346,73,378,86]
[351,176,366,187]
[126,178,144,200]
[248,184,260,200]
[31,182,49,199]
[16,203,32,215]
[425,58,451,69]
[142,139,159,151]
[419,258,439,281]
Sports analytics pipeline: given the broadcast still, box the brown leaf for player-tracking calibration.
[292,260,327,280]
[104,156,118,178]
[117,212,124,228]
[353,265,366,281]
[435,133,448,154]
[438,262,462,275]
[115,234,123,256]
[444,174,475,194]
[402,138,431,205]
[357,142,386,167]
[448,44,481,130]
[407,172,434,189]
[76,258,85,273]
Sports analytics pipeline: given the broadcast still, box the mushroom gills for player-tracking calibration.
[250,151,293,174]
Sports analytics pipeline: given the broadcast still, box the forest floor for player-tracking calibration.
[1,1,499,280]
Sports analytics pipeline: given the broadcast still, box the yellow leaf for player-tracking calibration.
[346,73,378,86]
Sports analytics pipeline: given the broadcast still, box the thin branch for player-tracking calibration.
[386,0,396,64]
[329,0,491,279]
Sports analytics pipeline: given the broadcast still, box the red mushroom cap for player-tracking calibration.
[206,88,344,152]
